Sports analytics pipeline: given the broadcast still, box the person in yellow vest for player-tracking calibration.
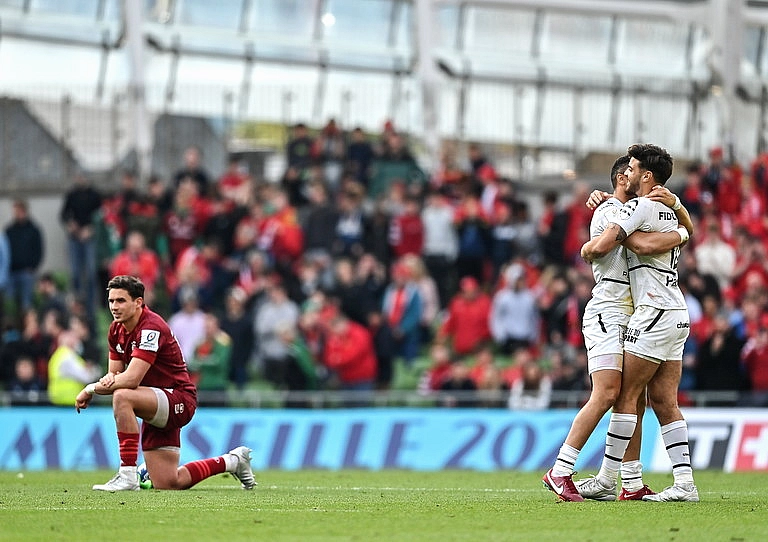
[48,329,101,406]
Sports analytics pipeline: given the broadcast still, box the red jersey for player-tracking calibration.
[389,213,424,257]
[323,321,377,384]
[108,306,196,396]
[439,294,492,355]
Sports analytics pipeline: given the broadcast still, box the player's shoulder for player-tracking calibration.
[135,307,171,335]
[135,308,171,352]
[617,196,653,220]
[592,197,622,218]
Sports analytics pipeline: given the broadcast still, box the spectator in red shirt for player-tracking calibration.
[732,239,768,300]
[419,343,455,393]
[716,165,742,217]
[261,188,304,268]
[468,345,506,397]
[437,276,492,357]
[323,314,377,398]
[218,155,251,205]
[109,231,161,305]
[741,323,768,406]
[389,195,424,258]
[161,178,210,266]
[562,182,593,265]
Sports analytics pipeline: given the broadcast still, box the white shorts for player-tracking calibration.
[582,312,629,373]
[623,306,689,363]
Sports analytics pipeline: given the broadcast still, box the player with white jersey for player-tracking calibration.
[578,144,699,503]
[543,155,691,502]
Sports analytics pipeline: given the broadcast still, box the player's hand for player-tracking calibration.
[75,390,93,413]
[580,243,594,263]
[99,371,118,388]
[646,185,676,207]
[586,190,610,210]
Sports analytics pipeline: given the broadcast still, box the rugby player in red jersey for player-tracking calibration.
[75,275,255,491]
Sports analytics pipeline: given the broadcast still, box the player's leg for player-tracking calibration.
[618,389,656,499]
[552,364,621,501]
[592,351,658,488]
[93,387,160,491]
[544,314,626,502]
[141,388,256,490]
[173,447,256,490]
[642,359,698,502]
[555,364,622,475]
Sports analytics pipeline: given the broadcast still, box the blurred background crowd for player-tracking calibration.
[2,119,768,409]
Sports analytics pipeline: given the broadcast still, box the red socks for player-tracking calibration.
[183,457,227,486]
[117,432,139,467]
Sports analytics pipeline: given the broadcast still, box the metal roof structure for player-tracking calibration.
[2,0,768,182]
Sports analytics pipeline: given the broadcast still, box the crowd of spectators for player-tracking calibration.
[1,120,768,408]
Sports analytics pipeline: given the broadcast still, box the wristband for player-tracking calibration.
[676,226,690,244]
[84,383,97,395]
[672,195,682,211]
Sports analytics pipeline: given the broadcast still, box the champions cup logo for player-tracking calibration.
[139,330,161,352]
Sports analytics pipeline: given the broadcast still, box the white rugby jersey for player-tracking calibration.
[584,197,633,318]
[614,195,687,310]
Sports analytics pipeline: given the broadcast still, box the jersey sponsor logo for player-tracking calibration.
[139,329,161,352]
[658,211,675,221]
[677,322,690,328]
[625,327,641,344]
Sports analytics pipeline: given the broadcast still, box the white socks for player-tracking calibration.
[223,453,239,472]
[660,419,694,485]
[552,444,580,477]
[597,413,637,486]
[119,465,137,476]
[620,460,644,491]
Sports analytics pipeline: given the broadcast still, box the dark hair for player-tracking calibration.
[610,155,630,189]
[627,144,673,185]
[107,275,145,301]
[45,308,69,331]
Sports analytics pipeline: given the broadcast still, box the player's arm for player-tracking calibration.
[580,223,627,262]
[86,357,150,395]
[102,357,151,391]
[96,356,126,388]
[647,185,694,236]
[108,357,125,374]
[76,357,150,412]
[622,230,686,255]
[585,190,611,210]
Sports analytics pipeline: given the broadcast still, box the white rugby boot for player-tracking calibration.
[228,446,256,490]
[574,475,617,501]
[93,467,140,491]
[642,483,699,502]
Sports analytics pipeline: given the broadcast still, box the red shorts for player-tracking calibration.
[141,387,196,451]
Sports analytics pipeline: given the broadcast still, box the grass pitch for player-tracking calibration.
[1,469,766,541]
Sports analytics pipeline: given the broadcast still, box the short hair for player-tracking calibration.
[627,144,673,185]
[107,275,145,301]
[610,155,630,189]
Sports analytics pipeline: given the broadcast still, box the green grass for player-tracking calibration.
[1,470,766,542]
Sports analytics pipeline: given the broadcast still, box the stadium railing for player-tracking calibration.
[0,389,751,409]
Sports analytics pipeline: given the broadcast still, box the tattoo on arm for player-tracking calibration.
[610,224,627,242]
